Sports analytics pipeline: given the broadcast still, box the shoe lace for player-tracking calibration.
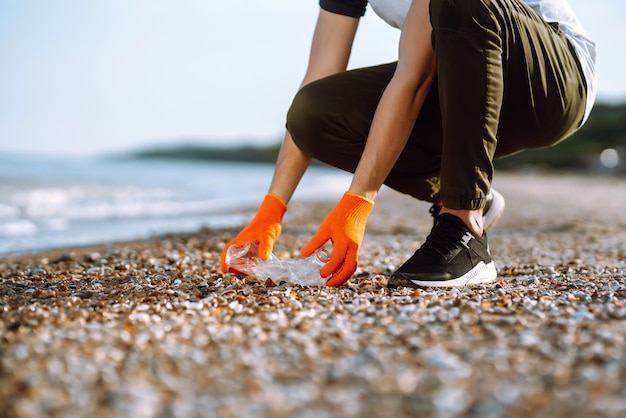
[420,218,466,260]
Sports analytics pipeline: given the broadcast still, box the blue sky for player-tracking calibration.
[1,0,624,157]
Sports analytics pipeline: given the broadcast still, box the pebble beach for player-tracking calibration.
[1,172,625,418]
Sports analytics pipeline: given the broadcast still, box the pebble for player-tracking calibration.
[70,289,93,299]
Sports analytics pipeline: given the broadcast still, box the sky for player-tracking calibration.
[1,0,624,157]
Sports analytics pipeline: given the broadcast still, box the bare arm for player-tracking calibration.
[268,9,360,203]
[348,0,435,200]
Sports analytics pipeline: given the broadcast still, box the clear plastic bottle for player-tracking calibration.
[225,241,331,286]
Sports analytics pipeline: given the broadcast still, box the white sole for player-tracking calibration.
[409,261,497,288]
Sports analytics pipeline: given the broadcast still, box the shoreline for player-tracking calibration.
[0,156,355,258]
[1,172,625,417]
[2,170,625,264]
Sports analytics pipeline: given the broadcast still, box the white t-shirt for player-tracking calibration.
[368,0,597,123]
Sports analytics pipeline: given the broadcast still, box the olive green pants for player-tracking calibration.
[286,0,587,209]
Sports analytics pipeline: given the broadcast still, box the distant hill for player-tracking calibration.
[132,143,281,164]
[131,101,626,173]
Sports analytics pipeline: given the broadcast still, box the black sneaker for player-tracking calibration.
[388,213,497,288]
[429,189,505,232]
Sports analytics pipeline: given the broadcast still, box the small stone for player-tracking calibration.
[70,289,94,299]
[51,253,76,263]
[38,289,56,299]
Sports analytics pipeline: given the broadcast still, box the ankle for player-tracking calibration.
[440,207,484,236]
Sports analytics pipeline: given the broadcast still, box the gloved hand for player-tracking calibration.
[301,192,374,286]
[220,193,287,273]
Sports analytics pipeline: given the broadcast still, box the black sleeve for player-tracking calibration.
[319,0,368,18]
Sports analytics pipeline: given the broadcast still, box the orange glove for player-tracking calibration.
[220,193,287,273]
[301,192,374,286]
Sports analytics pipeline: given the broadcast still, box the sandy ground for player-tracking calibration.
[0,172,625,418]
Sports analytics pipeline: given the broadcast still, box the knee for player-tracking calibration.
[286,82,328,157]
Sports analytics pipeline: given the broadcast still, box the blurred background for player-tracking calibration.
[1,0,624,255]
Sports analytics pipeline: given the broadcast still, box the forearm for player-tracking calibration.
[267,131,312,203]
[268,9,359,204]
[349,0,434,201]
[348,77,434,200]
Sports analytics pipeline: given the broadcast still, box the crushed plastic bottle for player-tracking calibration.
[225,241,331,286]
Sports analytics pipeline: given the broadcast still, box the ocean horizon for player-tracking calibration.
[0,153,352,257]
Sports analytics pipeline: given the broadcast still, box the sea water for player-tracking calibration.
[0,153,352,256]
